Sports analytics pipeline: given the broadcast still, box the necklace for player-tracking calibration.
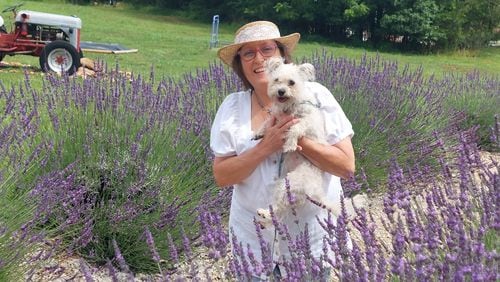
[252,91,272,115]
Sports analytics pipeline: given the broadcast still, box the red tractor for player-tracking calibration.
[0,3,82,75]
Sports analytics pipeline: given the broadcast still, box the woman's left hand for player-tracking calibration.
[297,136,355,179]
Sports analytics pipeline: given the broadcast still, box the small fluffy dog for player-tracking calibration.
[254,57,341,227]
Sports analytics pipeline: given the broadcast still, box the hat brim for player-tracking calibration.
[217,33,301,66]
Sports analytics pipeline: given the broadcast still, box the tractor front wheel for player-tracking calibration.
[39,41,81,75]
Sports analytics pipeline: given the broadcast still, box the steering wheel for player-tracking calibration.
[2,3,24,13]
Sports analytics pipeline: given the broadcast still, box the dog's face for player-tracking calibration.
[265,58,315,107]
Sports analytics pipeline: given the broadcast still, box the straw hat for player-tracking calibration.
[217,21,300,66]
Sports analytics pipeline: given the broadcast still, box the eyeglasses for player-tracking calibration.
[238,44,278,61]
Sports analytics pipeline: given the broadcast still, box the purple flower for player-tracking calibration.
[112,239,130,273]
[79,259,94,282]
[144,227,161,263]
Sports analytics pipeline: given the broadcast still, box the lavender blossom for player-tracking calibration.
[112,239,130,273]
[144,227,161,263]
[167,233,179,265]
[79,259,94,282]
[106,259,120,282]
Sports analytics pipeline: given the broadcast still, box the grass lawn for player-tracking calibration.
[0,0,499,87]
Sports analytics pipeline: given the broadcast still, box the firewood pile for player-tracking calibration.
[76,57,99,78]
[1,58,132,80]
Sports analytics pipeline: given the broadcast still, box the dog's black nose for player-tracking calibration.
[278,89,286,96]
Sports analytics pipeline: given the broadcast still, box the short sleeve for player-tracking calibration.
[210,93,240,157]
[307,82,354,144]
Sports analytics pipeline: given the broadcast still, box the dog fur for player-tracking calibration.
[255,57,342,227]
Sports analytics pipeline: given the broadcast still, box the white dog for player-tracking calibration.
[254,57,342,227]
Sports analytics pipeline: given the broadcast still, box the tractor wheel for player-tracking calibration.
[39,40,81,75]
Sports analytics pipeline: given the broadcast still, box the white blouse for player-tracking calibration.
[210,81,354,272]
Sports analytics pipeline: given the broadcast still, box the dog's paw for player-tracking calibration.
[257,208,271,219]
[282,142,299,152]
[256,208,273,228]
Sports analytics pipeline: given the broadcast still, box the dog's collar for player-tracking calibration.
[280,100,321,115]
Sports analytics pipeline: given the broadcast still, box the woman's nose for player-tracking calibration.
[254,51,265,62]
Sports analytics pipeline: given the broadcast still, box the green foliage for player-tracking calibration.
[437,0,500,50]
[483,228,499,252]
[106,0,499,51]
[0,0,498,91]
[442,72,500,151]
[12,72,216,271]
[344,0,370,21]
[12,0,498,52]
[0,154,47,280]
[381,0,446,50]
[0,178,29,281]
[313,53,461,188]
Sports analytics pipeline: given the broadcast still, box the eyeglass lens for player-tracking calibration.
[240,45,277,61]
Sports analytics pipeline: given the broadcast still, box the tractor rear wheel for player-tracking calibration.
[39,40,81,75]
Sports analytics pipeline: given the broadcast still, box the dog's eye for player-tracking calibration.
[288,80,295,86]
[274,78,279,82]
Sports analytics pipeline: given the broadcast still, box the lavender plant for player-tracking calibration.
[188,129,498,281]
[1,51,498,280]
[1,64,237,275]
[441,70,500,151]
[306,51,498,191]
[0,169,45,281]
[25,66,235,271]
[0,77,55,281]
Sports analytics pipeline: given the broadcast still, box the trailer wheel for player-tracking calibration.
[39,41,81,75]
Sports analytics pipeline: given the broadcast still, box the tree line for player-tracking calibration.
[77,0,499,52]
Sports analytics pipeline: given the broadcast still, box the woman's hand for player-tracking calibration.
[213,115,299,187]
[258,115,299,154]
[297,136,355,179]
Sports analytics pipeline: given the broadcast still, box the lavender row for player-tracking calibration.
[0,53,498,280]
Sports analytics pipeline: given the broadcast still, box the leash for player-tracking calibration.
[276,99,320,177]
[299,100,321,108]
[277,152,285,177]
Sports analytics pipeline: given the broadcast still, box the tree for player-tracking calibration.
[460,0,499,49]
[380,0,445,50]
[343,0,370,42]
[436,0,499,50]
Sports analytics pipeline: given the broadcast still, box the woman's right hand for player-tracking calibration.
[258,115,299,154]
[213,115,298,187]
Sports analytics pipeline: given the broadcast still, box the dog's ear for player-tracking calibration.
[298,63,315,82]
[265,57,284,74]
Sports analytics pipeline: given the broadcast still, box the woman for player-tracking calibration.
[211,21,355,280]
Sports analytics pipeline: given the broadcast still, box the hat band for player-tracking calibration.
[234,25,281,44]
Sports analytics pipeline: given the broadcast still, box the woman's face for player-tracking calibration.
[239,40,281,90]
